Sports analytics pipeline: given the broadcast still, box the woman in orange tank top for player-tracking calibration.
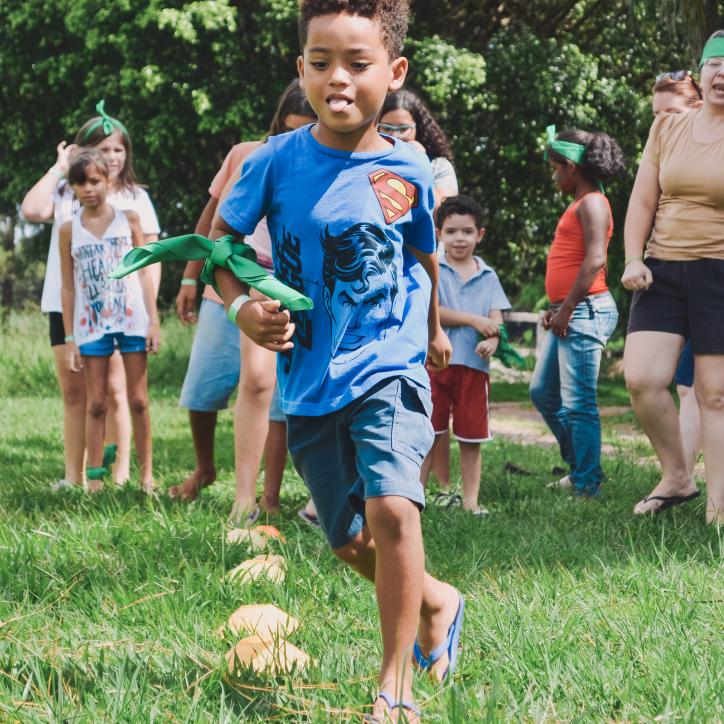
[529,127,624,496]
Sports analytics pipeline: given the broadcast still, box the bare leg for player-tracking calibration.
[677,384,702,478]
[83,355,111,492]
[52,346,86,485]
[431,430,451,487]
[259,420,287,514]
[122,351,154,492]
[624,332,697,512]
[420,434,444,486]
[231,334,275,522]
[167,411,218,500]
[106,351,132,485]
[334,519,461,691]
[694,355,724,524]
[458,441,481,511]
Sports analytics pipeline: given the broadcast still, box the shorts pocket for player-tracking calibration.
[391,379,435,464]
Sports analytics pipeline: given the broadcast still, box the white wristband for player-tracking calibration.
[227,293,251,324]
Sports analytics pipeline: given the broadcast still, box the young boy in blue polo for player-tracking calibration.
[422,195,510,515]
[209,0,463,718]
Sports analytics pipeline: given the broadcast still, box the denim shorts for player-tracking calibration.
[286,376,434,549]
[79,332,146,356]
[180,299,241,411]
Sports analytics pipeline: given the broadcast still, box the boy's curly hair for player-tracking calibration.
[435,195,488,230]
[298,0,410,58]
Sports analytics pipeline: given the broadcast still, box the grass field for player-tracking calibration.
[1,313,723,722]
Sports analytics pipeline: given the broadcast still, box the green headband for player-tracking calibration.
[544,124,586,165]
[701,37,724,65]
[82,100,128,143]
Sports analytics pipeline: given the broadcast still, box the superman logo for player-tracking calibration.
[368,169,418,224]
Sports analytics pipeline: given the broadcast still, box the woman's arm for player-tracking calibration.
[21,141,77,222]
[59,222,81,372]
[176,195,220,324]
[128,211,160,353]
[621,159,660,291]
[548,194,610,337]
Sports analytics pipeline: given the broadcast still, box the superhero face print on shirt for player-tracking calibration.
[321,223,399,363]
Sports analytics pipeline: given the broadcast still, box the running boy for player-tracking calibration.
[210,1,463,717]
[421,195,510,515]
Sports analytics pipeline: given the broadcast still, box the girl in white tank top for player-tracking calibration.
[59,150,159,493]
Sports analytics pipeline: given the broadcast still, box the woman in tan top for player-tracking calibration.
[622,30,724,523]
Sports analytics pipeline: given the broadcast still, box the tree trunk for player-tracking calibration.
[0,215,15,308]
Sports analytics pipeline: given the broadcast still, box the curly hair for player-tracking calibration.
[380,89,454,162]
[297,0,409,58]
[435,195,487,230]
[549,129,625,184]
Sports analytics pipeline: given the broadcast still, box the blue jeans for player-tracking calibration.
[529,292,618,494]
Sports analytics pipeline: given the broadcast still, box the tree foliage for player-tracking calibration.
[1,0,722,306]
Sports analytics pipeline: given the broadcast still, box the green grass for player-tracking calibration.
[1,313,723,721]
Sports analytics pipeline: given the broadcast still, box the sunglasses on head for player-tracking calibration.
[655,70,703,100]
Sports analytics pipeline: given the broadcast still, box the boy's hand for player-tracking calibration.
[473,315,500,338]
[65,342,82,373]
[426,327,452,371]
[475,337,499,359]
[237,298,295,351]
[146,322,161,354]
[175,284,197,325]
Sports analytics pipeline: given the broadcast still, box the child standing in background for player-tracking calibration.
[421,195,510,515]
[60,150,159,493]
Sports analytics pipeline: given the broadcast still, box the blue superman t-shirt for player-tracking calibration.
[219,125,436,416]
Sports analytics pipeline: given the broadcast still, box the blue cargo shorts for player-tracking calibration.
[286,376,434,549]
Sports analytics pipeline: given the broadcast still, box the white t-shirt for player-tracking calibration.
[71,208,149,345]
[40,184,160,312]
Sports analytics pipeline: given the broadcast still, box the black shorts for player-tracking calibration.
[627,258,724,354]
[48,312,65,347]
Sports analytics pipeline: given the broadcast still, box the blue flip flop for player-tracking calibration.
[413,593,464,681]
[364,691,420,722]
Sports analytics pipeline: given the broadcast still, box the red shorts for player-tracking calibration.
[429,365,491,442]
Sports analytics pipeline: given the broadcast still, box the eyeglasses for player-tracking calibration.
[656,70,703,99]
[701,57,724,74]
[378,122,416,137]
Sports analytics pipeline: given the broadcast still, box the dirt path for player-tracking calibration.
[490,402,705,476]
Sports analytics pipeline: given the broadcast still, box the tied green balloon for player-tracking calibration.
[110,234,313,312]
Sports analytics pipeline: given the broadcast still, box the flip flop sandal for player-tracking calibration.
[413,592,465,682]
[50,479,78,492]
[636,489,700,514]
[432,492,462,509]
[364,692,420,723]
[297,508,321,528]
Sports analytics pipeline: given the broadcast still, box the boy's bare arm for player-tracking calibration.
[210,215,295,351]
[405,246,451,371]
[439,307,500,337]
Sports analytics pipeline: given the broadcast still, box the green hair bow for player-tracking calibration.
[544,124,586,165]
[701,37,724,66]
[82,100,129,142]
